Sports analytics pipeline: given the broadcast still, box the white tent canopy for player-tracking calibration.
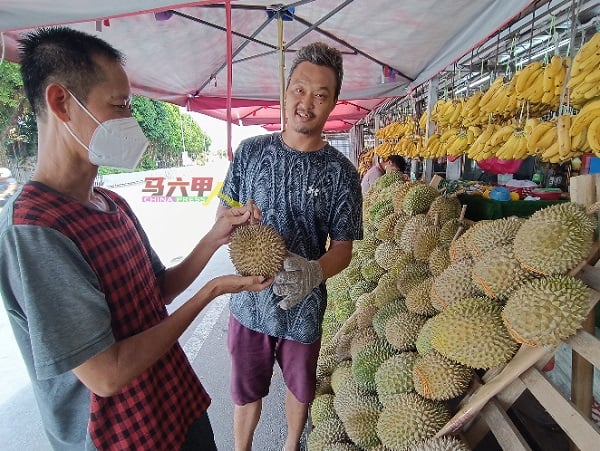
[0,0,537,130]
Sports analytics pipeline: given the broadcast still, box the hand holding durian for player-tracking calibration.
[213,198,262,246]
[227,198,323,309]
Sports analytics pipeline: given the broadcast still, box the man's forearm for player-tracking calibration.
[159,234,222,303]
[317,240,353,279]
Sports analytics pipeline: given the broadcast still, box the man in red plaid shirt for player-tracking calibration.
[0,27,271,450]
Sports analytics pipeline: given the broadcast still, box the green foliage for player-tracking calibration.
[0,62,23,108]
[0,62,37,164]
[0,63,211,171]
[131,96,211,169]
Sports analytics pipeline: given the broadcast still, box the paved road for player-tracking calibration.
[0,163,306,450]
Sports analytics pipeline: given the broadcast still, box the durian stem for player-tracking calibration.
[247,199,258,225]
[329,309,361,347]
[451,225,464,244]
[459,204,467,221]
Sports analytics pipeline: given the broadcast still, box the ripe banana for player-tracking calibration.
[515,61,543,95]
[478,77,504,110]
[557,114,572,158]
[489,124,515,146]
[569,31,600,105]
[587,116,600,154]
[527,121,556,155]
[467,123,496,160]
[496,128,528,160]
[570,98,600,136]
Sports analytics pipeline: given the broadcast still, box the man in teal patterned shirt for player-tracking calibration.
[218,42,363,451]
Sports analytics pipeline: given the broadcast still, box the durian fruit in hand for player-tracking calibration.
[229,224,286,277]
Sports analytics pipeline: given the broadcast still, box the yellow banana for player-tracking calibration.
[467,124,495,158]
[515,61,543,95]
[584,84,600,100]
[447,99,464,126]
[587,116,600,153]
[478,77,504,109]
[541,141,559,160]
[570,98,600,136]
[490,124,515,146]
[554,62,567,95]
[520,68,545,103]
[537,124,558,152]
[557,115,572,158]
[524,117,540,134]
[543,56,562,93]
[527,121,554,154]
[439,127,458,144]
[583,69,600,84]
[572,32,600,67]
[571,128,588,151]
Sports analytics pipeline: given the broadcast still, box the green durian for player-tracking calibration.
[502,275,590,347]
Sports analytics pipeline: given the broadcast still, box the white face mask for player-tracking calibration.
[63,90,149,170]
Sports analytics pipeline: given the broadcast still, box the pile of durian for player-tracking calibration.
[309,172,596,451]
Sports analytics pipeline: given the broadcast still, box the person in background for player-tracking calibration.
[360,154,407,193]
[0,27,270,451]
[217,41,363,451]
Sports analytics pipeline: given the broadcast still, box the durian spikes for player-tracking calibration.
[229,223,287,277]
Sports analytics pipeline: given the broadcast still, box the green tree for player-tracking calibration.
[131,96,211,170]
[0,62,37,169]
[1,63,211,174]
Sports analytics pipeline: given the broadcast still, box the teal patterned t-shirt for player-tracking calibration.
[221,133,363,343]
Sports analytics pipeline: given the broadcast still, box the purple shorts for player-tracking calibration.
[227,315,321,405]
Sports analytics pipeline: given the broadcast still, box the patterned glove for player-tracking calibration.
[273,252,323,310]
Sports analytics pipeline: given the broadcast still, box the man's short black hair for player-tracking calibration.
[18,27,124,119]
[386,155,406,172]
[286,42,344,100]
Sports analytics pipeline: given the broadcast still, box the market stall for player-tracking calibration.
[1,0,600,449]
[315,0,600,449]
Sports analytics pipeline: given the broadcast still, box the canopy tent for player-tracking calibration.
[1,0,537,140]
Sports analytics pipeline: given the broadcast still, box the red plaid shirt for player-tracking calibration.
[14,183,210,449]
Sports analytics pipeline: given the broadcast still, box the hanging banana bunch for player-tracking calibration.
[466,123,498,161]
[358,147,376,177]
[570,98,600,155]
[569,32,600,108]
[422,133,442,159]
[526,120,556,156]
[479,77,519,119]
[540,55,569,108]
[494,126,529,160]
[460,91,485,126]
[586,116,600,154]
[432,98,464,128]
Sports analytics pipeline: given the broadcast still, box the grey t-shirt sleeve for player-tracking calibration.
[0,225,114,380]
